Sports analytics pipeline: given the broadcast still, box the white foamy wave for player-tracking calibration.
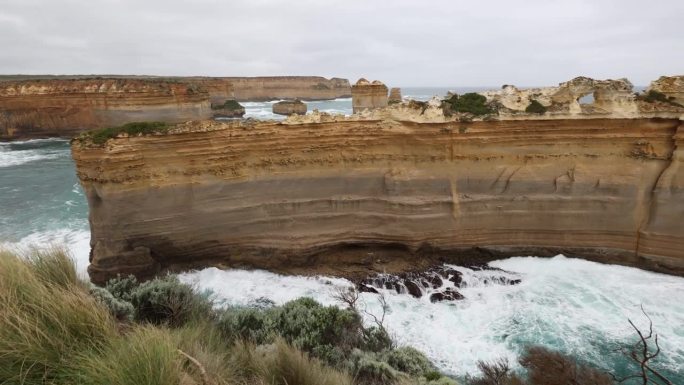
[179,267,351,307]
[0,148,62,168]
[0,229,91,276]
[178,255,684,377]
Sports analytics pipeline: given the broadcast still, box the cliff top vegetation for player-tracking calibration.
[76,121,170,145]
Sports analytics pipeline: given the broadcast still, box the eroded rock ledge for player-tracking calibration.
[71,75,684,283]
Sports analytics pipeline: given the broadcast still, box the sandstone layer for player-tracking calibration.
[0,76,351,140]
[0,79,211,140]
[389,88,402,104]
[71,76,684,284]
[352,79,388,113]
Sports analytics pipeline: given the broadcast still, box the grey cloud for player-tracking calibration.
[0,0,682,86]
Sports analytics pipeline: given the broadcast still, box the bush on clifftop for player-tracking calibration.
[83,121,170,145]
[525,100,547,114]
[637,90,684,107]
[444,93,494,116]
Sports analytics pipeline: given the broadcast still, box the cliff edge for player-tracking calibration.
[70,75,684,283]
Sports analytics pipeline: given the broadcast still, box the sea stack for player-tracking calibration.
[211,99,245,118]
[351,78,388,113]
[273,100,307,116]
[389,87,402,104]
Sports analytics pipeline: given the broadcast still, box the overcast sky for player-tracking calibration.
[1,0,682,87]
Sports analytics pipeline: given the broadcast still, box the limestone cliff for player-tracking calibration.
[0,76,351,140]
[223,76,351,102]
[70,76,684,284]
[0,79,211,140]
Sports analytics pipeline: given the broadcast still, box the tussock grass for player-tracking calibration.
[0,250,117,384]
[0,249,357,385]
[259,339,354,385]
[74,326,183,385]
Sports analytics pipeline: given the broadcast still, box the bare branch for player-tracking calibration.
[615,306,673,385]
[363,293,389,329]
[331,286,360,312]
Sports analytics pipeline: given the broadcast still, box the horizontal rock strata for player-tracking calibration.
[72,114,684,283]
[0,79,212,140]
[0,76,351,140]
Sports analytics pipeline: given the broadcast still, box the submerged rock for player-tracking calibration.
[430,288,464,303]
[403,279,423,298]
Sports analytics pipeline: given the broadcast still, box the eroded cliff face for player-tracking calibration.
[0,79,211,140]
[175,76,351,103]
[72,117,684,283]
[352,79,388,113]
[70,75,684,283]
[0,76,351,140]
[223,76,351,102]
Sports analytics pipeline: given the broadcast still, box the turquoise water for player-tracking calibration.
[1,95,683,381]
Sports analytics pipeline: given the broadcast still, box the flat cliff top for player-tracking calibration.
[0,75,350,84]
[0,78,205,96]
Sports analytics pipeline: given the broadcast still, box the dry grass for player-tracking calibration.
[0,249,117,384]
[0,249,356,385]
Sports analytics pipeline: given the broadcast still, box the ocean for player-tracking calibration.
[1,89,682,381]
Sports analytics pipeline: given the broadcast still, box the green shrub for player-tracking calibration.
[525,100,547,114]
[218,307,276,344]
[445,93,493,116]
[638,90,684,107]
[130,275,213,327]
[89,286,134,321]
[86,121,170,145]
[363,326,394,352]
[272,298,365,361]
[211,99,244,111]
[105,274,139,302]
[384,346,436,377]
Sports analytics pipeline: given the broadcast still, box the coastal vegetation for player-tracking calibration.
[0,248,674,385]
[78,121,170,145]
[525,100,547,114]
[443,93,494,116]
[211,99,244,111]
[636,90,684,107]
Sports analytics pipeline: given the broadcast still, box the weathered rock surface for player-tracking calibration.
[224,76,351,102]
[272,100,307,116]
[648,75,684,106]
[211,100,245,118]
[0,79,212,140]
[0,76,351,140]
[389,88,402,104]
[352,78,388,113]
[70,75,684,284]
